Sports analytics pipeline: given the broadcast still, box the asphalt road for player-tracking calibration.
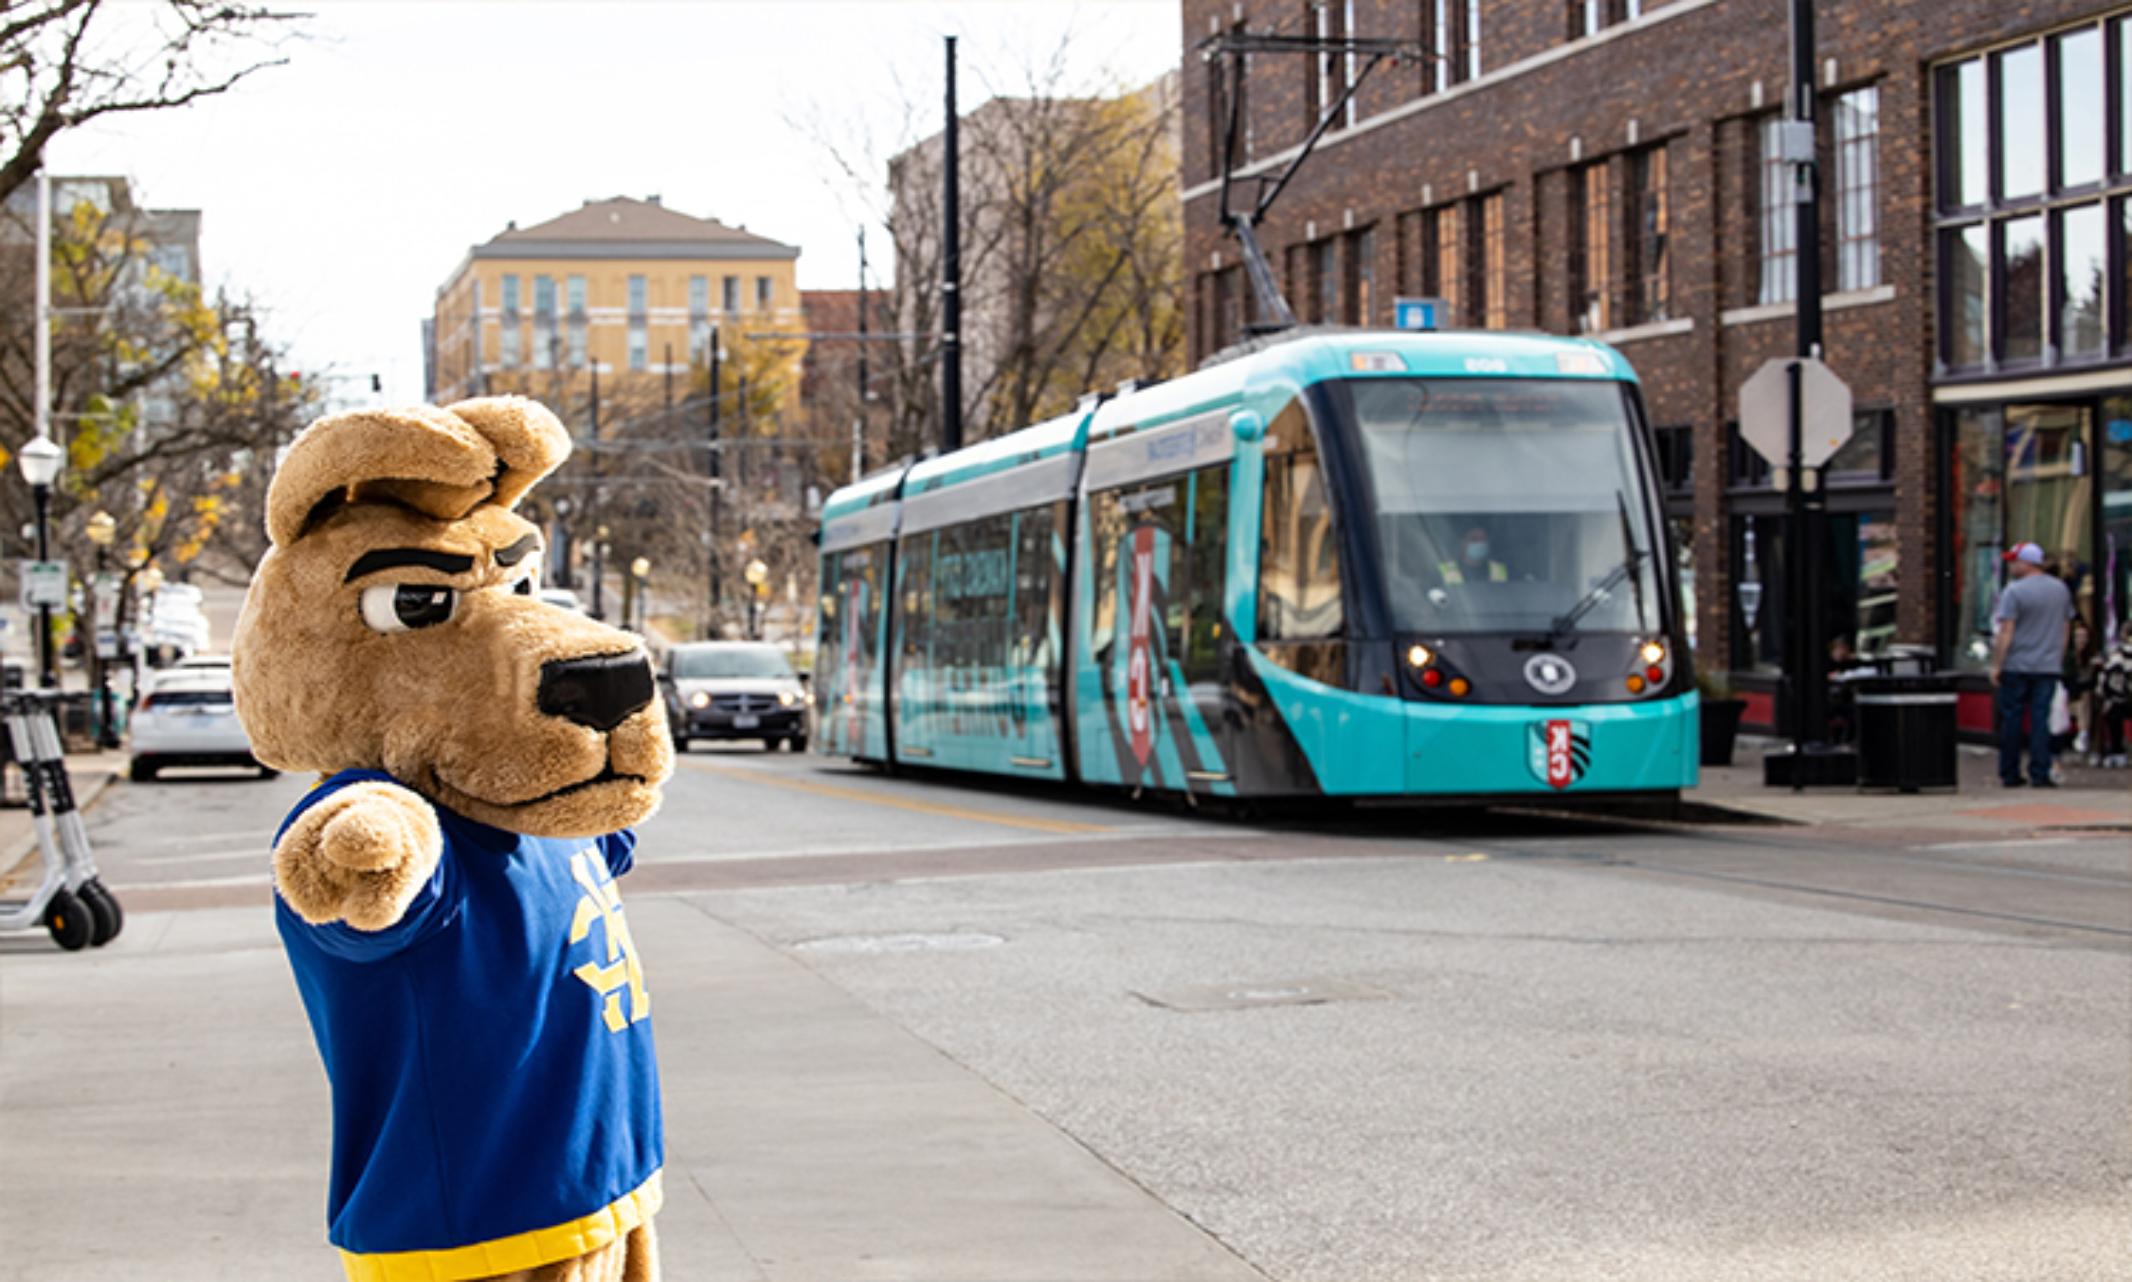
[60,747,2132,1280]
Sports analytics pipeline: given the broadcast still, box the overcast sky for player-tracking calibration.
[50,1,1183,402]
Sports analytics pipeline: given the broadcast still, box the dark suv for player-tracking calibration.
[660,642,809,752]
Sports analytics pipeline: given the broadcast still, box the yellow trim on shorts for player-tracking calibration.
[338,1170,661,1282]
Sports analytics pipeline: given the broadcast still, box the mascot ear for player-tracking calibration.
[264,397,572,548]
[443,396,572,510]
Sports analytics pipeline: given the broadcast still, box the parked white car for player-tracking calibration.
[128,667,271,781]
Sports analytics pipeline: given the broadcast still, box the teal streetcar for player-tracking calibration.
[813,330,1698,803]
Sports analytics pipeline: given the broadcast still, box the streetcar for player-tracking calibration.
[812,329,1697,803]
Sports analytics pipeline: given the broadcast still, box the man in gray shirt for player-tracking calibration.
[1990,542,2075,786]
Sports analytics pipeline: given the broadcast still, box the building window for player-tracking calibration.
[1758,116,1796,305]
[689,274,711,362]
[500,274,521,321]
[1424,203,1461,323]
[722,275,740,313]
[1478,191,1505,328]
[1312,1,1353,130]
[1208,20,1251,174]
[1312,238,1337,324]
[627,274,648,372]
[1948,404,2098,667]
[1341,226,1376,324]
[566,274,587,368]
[1937,20,2132,369]
[1432,1,1477,91]
[756,276,774,311]
[2056,26,2103,190]
[500,324,521,368]
[1570,0,1635,40]
[532,276,556,370]
[1628,145,1668,324]
[1833,86,1879,292]
[1653,425,1694,495]
[1572,161,1612,333]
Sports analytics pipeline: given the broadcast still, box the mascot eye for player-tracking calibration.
[360,583,458,634]
[514,577,534,597]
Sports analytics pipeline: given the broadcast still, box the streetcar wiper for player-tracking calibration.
[1548,490,1646,645]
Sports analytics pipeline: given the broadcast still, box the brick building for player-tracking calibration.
[1180,0,2132,733]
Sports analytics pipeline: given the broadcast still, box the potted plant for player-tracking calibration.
[1697,670,1749,767]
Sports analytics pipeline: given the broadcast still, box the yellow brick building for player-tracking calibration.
[428,195,801,409]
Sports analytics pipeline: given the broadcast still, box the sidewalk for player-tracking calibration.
[1689,736,2131,835]
[0,897,1262,1281]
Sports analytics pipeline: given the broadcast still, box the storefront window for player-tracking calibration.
[2104,396,2132,636]
[1939,59,1988,210]
[1950,408,2004,669]
[2006,403,2094,624]
[1728,510,1895,672]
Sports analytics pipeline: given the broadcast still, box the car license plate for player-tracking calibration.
[733,714,759,729]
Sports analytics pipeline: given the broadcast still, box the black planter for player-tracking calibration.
[1699,697,1748,767]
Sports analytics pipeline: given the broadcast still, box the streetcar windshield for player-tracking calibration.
[1344,378,1662,636]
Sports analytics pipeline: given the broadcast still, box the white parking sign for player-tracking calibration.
[17,559,67,611]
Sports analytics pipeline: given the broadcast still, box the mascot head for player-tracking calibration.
[232,396,671,837]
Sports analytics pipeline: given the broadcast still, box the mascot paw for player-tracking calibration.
[273,780,443,930]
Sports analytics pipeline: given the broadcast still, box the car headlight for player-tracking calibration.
[778,689,798,708]
[689,691,710,709]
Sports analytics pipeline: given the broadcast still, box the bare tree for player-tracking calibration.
[0,0,302,207]
[798,37,1186,457]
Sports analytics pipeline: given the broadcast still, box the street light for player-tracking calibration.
[744,558,769,640]
[84,511,117,748]
[17,436,64,688]
[629,556,651,632]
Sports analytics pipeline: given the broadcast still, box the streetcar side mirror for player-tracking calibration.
[1230,408,1265,443]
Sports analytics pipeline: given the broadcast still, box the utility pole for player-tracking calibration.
[706,325,722,639]
[854,225,872,482]
[941,33,963,454]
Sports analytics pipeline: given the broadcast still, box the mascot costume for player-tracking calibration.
[231,397,674,1282]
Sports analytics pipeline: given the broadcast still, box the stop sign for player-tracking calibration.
[1739,357,1853,469]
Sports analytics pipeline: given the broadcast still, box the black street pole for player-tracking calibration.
[93,544,114,747]
[33,484,54,689]
[589,360,605,621]
[707,325,722,639]
[856,224,870,481]
[941,34,963,455]
[1786,0,1831,786]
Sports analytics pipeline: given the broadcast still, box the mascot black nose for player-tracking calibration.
[538,652,654,733]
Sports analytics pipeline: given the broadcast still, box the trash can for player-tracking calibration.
[1853,673,1959,792]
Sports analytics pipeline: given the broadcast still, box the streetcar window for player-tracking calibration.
[1342,378,1661,637]
[1258,397,1346,685]
[1087,464,1229,685]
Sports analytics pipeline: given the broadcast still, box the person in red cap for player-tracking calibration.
[1988,541,2075,786]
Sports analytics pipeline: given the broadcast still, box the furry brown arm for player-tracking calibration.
[272,781,444,930]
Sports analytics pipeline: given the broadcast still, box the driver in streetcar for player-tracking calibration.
[1437,524,1509,586]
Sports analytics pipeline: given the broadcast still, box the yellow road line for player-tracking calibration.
[676,757,1111,835]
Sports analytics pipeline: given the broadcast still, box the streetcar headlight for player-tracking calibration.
[1638,640,1667,666]
[1406,643,1433,669]
[689,691,710,709]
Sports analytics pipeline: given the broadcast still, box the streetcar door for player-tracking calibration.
[1075,413,1238,792]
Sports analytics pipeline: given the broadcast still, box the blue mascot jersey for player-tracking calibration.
[274,770,663,1282]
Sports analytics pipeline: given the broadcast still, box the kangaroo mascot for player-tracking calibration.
[232,397,673,1282]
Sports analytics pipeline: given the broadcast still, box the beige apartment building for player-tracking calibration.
[428,196,801,410]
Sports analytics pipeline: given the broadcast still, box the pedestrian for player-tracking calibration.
[2094,619,2132,768]
[1988,542,2076,787]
